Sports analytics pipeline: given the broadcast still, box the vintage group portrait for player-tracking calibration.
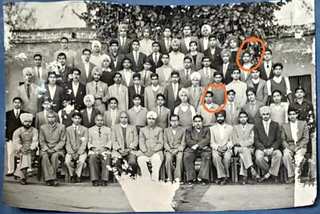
[1,0,317,212]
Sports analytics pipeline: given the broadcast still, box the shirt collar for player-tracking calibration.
[120,123,128,128]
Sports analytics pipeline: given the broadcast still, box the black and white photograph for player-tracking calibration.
[2,0,317,212]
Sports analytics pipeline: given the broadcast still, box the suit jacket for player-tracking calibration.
[81,108,100,128]
[164,126,186,152]
[88,125,112,155]
[107,84,128,111]
[164,83,182,111]
[198,68,216,87]
[246,78,268,104]
[44,84,64,113]
[242,101,265,124]
[187,86,204,110]
[186,52,204,71]
[258,61,274,81]
[179,36,199,55]
[147,53,163,72]
[217,63,236,85]
[35,111,58,130]
[65,125,88,155]
[6,109,27,141]
[144,85,165,110]
[64,82,86,110]
[58,66,73,87]
[32,66,48,86]
[126,52,147,72]
[185,126,211,152]
[17,83,38,116]
[109,53,126,72]
[86,81,109,103]
[111,124,138,157]
[76,61,95,85]
[178,69,194,88]
[281,121,309,149]
[210,123,233,150]
[138,126,164,159]
[119,70,134,88]
[225,102,241,126]
[151,106,171,129]
[39,123,66,156]
[103,109,120,128]
[254,120,282,151]
[156,66,174,87]
[128,85,145,109]
[232,124,254,148]
[198,37,209,54]
[117,37,132,55]
[159,38,173,54]
[204,47,223,69]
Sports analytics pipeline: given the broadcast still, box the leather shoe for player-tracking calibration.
[101,180,108,186]
[53,180,59,186]
[20,179,27,185]
[6,173,14,177]
[273,176,279,183]
[92,181,99,187]
[46,181,53,186]
[241,177,248,185]
[220,178,227,185]
[258,176,268,183]
[286,176,295,184]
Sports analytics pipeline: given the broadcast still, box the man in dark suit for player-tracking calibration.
[254,106,282,183]
[56,52,73,87]
[204,35,223,69]
[64,69,86,111]
[258,48,274,81]
[117,24,132,55]
[32,54,48,86]
[159,27,173,54]
[164,71,182,113]
[198,24,211,53]
[44,71,64,113]
[179,24,199,55]
[108,40,126,72]
[76,49,95,85]
[5,97,27,176]
[217,49,236,85]
[147,42,163,72]
[81,95,101,128]
[246,69,268,105]
[183,115,212,185]
[126,40,147,73]
[128,73,145,109]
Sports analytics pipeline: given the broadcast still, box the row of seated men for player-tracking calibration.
[8,101,309,187]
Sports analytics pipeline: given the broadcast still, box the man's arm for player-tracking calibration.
[53,125,66,151]
[138,129,147,153]
[254,126,266,150]
[210,128,218,150]
[197,128,210,149]
[163,130,172,152]
[30,128,39,150]
[65,129,74,155]
[130,126,139,149]
[39,127,49,152]
[281,125,289,149]
[78,128,89,155]
[154,129,164,152]
[271,123,282,150]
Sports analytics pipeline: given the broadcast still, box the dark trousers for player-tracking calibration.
[89,153,111,182]
[183,149,212,182]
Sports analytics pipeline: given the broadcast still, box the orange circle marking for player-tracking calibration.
[236,37,266,72]
[201,83,228,114]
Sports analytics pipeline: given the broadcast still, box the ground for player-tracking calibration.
[2,175,294,212]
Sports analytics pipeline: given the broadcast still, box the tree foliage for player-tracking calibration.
[76,0,291,42]
[4,2,37,30]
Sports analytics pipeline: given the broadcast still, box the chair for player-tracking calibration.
[231,156,240,183]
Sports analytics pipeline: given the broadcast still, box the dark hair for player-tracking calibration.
[214,72,223,77]
[122,57,132,64]
[227,89,236,95]
[189,41,198,46]
[72,68,81,75]
[171,71,180,77]
[150,73,159,79]
[108,97,119,104]
[184,56,192,62]
[170,114,180,121]
[132,39,140,45]
[132,94,142,100]
[109,39,119,46]
[71,112,82,119]
[208,35,217,40]
[246,87,256,96]
[272,89,282,97]
[295,86,306,93]
[133,73,141,79]
[13,97,22,103]
[238,111,249,117]
[57,52,67,59]
[152,41,160,47]
[202,56,211,62]
[265,48,273,55]
[60,37,69,42]
[287,106,298,114]
[156,93,165,100]
[161,53,170,58]
[232,68,241,74]
[82,48,92,54]
[193,115,203,121]
[47,71,57,77]
[143,58,153,64]
[33,54,42,60]
[205,91,214,97]
[113,72,122,78]
[272,62,283,70]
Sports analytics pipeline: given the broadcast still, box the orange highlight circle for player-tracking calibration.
[201,83,228,114]
[236,37,266,72]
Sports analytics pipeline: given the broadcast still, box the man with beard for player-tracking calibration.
[210,110,233,185]
[13,113,39,185]
[169,38,185,71]
[39,110,66,186]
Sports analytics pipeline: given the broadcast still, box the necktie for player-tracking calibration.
[154,53,158,65]
[74,127,78,141]
[266,63,270,69]
[26,84,30,99]
[95,82,99,93]
[136,86,140,94]
[186,70,189,80]
[37,67,40,79]
[135,52,138,63]
[15,110,19,119]
[98,127,101,138]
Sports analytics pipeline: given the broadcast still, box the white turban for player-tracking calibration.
[171,38,180,46]
[259,106,271,115]
[201,24,212,34]
[91,40,102,50]
[22,67,33,77]
[20,113,33,123]
[146,111,158,119]
[92,66,102,75]
[83,94,95,104]
[179,88,190,98]
[190,72,201,81]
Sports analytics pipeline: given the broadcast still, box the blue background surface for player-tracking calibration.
[0,0,318,213]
